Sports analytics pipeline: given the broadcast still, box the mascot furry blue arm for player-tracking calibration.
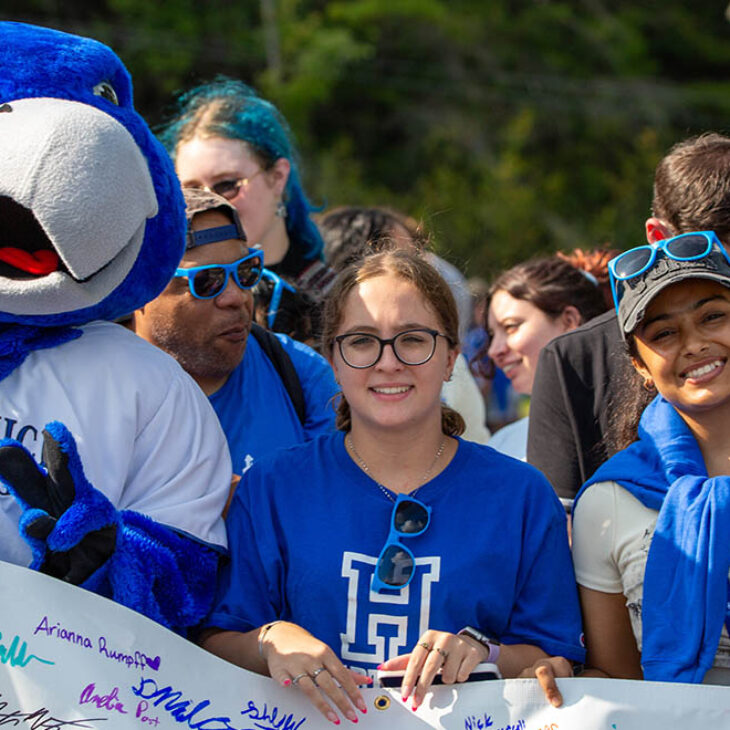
[0,22,232,633]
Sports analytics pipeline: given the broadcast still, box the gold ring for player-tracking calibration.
[419,641,432,652]
[435,647,449,661]
[291,672,308,686]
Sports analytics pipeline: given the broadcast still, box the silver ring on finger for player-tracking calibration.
[311,667,328,685]
[435,647,449,662]
[291,672,309,686]
[418,641,432,652]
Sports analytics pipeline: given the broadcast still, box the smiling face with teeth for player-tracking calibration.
[330,272,457,434]
[632,279,730,418]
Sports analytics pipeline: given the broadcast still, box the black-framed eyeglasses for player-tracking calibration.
[205,169,266,201]
[334,328,451,369]
[175,249,264,299]
[372,494,431,592]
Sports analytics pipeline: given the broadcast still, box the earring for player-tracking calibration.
[275,200,287,219]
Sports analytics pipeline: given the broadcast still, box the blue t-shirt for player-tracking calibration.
[207,433,585,675]
[209,333,337,476]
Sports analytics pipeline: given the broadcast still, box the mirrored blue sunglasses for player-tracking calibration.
[372,494,431,593]
[608,231,730,310]
[175,249,264,300]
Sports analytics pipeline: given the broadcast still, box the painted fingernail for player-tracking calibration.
[327,712,340,725]
[364,677,373,683]
[357,700,368,714]
[401,694,408,703]
[376,663,384,670]
[283,679,291,687]
[412,705,418,712]
[346,710,358,723]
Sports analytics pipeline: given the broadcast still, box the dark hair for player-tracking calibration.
[605,339,655,454]
[479,254,609,378]
[652,133,730,243]
[319,206,428,272]
[556,246,620,311]
[321,249,464,436]
[158,76,324,263]
[488,255,608,323]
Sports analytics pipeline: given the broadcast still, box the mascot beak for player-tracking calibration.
[0,97,158,315]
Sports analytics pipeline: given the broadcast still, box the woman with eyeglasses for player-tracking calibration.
[533,231,730,704]
[158,78,335,342]
[199,250,584,725]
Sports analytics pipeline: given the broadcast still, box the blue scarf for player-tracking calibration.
[575,395,730,683]
[0,324,81,382]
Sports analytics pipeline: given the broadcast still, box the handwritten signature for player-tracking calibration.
[79,684,127,715]
[241,700,306,730]
[33,617,160,672]
[465,714,493,730]
[131,677,306,730]
[0,694,105,729]
[0,630,54,669]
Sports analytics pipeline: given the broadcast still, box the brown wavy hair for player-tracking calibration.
[321,249,465,436]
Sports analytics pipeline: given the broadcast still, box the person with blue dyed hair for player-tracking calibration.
[158,78,335,341]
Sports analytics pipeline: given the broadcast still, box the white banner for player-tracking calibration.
[0,559,729,729]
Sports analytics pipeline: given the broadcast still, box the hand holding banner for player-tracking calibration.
[0,560,728,729]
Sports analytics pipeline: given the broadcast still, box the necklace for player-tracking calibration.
[346,433,446,502]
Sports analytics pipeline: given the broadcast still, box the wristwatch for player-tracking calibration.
[457,626,501,664]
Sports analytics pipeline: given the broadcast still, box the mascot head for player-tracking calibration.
[0,21,184,326]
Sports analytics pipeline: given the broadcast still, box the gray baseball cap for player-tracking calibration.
[615,244,730,338]
[182,187,247,250]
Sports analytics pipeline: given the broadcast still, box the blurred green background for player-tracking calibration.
[4,1,730,278]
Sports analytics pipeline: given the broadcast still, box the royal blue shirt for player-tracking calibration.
[209,333,337,476]
[207,433,585,675]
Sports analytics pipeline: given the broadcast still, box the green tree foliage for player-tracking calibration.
[4,2,730,277]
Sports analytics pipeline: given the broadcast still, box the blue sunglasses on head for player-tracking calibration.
[371,493,431,593]
[175,249,264,300]
[609,231,730,310]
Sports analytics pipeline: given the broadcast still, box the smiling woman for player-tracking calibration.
[533,231,730,702]
[198,250,584,726]
[485,255,608,460]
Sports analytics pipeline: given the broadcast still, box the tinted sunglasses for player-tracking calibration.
[372,494,431,593]
[609,231,730,309]
[205,169,266,201]
[175,249,264,300]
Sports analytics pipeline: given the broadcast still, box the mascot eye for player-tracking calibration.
[92,81,119,105]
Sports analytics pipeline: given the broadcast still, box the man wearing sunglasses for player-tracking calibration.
[129,189,337,487]
[528,132,730,504]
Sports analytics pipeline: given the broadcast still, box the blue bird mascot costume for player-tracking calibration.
[0,22,232,633]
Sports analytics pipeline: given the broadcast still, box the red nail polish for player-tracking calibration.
[412,705,418,712]
[376,664,384,670]
[283,679,291,687]
[401,695,408,703]
[365,677,373,683]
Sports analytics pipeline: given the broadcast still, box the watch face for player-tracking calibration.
[460,627,499,646]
